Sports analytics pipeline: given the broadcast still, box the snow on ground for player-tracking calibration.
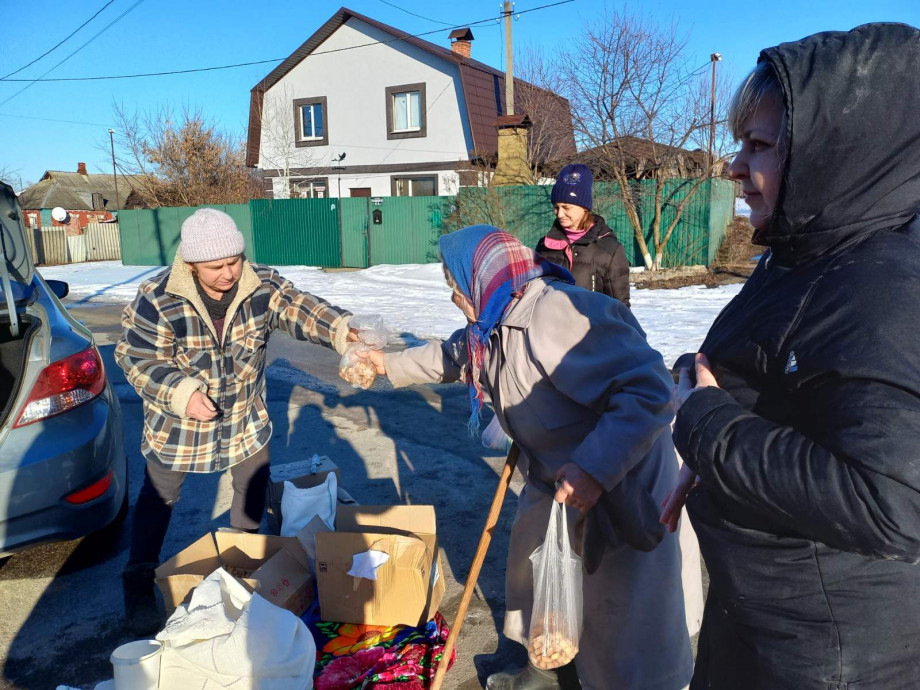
[735,197,751,217]
[41,261,742,368]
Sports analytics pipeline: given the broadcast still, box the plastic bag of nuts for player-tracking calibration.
[338,315,389,389]
[527,629,579,669]
[339,349,377,389]
[526,500,583,670]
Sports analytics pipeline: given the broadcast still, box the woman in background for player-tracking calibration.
[536,163,630,306]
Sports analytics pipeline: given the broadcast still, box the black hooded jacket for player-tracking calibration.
[672,24,920,689]
[535,214,630,306]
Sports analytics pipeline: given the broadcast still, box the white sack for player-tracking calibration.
[156,568,315,689]
[280,472,337,536]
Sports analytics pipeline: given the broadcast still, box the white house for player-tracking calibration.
[246,7,574,199]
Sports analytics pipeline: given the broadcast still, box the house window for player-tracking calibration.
[293,96,328,147]
[385,83,426,140]
[290,177,328,199]
[392,176,437,197]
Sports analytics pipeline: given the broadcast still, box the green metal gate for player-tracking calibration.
[340,195,455,267]
[249,198,340,268]
[340,197,369,268]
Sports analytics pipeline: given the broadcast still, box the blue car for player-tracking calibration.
[0,181,127,556]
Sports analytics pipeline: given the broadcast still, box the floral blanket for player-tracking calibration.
[308,610,456,689]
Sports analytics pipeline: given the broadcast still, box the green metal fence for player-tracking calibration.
[456,179,735,268]
[118,204,251,266]
[117,179,734,268]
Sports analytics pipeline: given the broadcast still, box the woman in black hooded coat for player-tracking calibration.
[661,23,920,689]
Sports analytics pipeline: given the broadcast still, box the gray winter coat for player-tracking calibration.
[385,278,692,690]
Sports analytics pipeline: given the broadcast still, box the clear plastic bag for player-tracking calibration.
[339,314,389,389]
[527,500,583,670]
[481,414,512,451]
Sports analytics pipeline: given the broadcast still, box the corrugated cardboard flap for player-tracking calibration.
[336,505,436,536]
[155,533,219,579]
[213,532,293,571]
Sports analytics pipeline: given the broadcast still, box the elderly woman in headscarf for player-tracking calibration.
[361,225,692,690]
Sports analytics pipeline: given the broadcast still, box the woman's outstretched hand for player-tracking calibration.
[554,463,603,512]
[356,348,387,376]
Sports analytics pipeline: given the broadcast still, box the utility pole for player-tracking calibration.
[709,53,722,171]
[504,1,514,116]
[108,128,120,212]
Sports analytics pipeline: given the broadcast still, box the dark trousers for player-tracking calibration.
[127,445,271,566]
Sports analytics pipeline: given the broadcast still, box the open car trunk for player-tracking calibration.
[0,180,39,428]
[0,317,38,427]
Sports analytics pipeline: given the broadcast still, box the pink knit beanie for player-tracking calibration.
[180,208,245,262]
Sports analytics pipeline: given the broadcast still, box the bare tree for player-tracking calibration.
[546,9,731,269]
[106,103,258,207]
[515,47,576,182]
[0,166,24,192]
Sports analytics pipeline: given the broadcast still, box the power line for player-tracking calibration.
[1,0,117,80]
[0,58,289,82]
[375,0,456,26]
[0,0,574,84]
[0,112,112,127]
[0,0,146,107]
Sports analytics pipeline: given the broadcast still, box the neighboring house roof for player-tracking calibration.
[19,170,144,211]
[246,6,575,167]
[578,136,713,178]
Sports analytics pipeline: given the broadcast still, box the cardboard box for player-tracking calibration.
[265,456,341,534]
[251,546,315,615]
[155,531,315,616]
[315,505,445,627]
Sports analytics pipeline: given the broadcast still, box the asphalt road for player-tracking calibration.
[0,294,704,690]
[0,297,525,690]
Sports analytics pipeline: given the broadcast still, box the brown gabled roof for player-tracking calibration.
[581,136,709,170]
[18,170,144,211]
[246,7,575,167]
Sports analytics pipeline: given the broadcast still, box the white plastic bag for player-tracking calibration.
[339,314,389,389]
[280,471,337,536]
[157,568,315,689]
[527,501,583,670]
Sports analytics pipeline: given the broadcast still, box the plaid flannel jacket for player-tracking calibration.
[115,254,351,472]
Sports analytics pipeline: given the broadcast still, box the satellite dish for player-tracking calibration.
[51,207,68,223]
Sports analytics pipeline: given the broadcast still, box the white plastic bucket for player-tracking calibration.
[110,639,163,690]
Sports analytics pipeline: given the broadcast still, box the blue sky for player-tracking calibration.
[2,0,917,191]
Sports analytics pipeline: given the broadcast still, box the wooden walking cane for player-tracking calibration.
[431,442,520,690]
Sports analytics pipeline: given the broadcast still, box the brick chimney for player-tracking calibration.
[491,114,534,186]
[77,162,88,175]
[449,28,474,59]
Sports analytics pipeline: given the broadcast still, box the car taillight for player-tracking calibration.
[14,346,106,427]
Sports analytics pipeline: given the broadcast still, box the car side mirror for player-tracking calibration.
[46,279,69,299]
